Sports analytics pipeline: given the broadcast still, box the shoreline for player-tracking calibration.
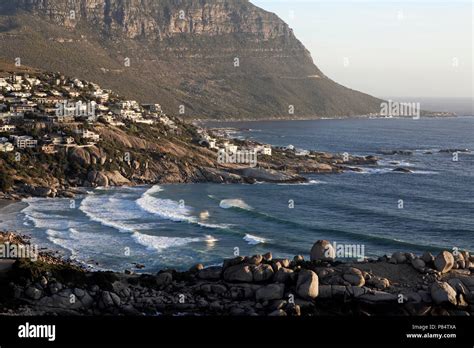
[0,232,472,316]
[0,199,13,210]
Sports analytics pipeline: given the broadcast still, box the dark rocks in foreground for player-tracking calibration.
[0,233,473,316]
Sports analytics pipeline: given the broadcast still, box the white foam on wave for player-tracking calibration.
[278,179,326,186]
[243,233,267,245]
[137,186,194,223]
[379,159,415,167]
[411,170,439,175]
[21,198,76,230]
[45,229,79,259]
[45,228,120,270]
[80,194,153,233]
[132,232,218,252]
[219,199,253,210]
[138,186,231,230]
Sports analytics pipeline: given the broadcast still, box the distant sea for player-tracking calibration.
[1,117,473,272]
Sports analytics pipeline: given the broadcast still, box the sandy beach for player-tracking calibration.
[0,199,13,210]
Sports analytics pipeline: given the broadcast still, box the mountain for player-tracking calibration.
[0,0,383,120]
[0,58,380,198]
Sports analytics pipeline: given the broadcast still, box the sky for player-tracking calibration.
[251,0,473,100]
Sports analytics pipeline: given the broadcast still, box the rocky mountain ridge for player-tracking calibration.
[6,0,294,40]
[0,0,383,119]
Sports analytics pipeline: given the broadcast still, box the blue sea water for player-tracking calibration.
[0,117,473,272]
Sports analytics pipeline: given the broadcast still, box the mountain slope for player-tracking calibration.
[0,0,383,120]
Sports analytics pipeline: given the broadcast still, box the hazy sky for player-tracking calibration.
[251,0,473,99]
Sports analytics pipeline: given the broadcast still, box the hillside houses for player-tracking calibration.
[0,70,237,159]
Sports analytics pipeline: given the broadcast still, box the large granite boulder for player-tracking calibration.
[343,268,365,287]
[252,264,274,282]
[296,270,319,299]
[310,240,335,261]
[430,281,457,305]
[255,284,285,302]
[223,264,253,283]
[434,251,455,273]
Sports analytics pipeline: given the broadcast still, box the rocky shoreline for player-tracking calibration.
[0,147,378,201]
[0,232,472,316]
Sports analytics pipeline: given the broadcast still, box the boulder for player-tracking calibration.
[359,291,398,303]
[87,171,109,187]
[296,270,319,299]
[198,266,222,280]
[25,286,43,300]
[189,263,204,273]
[331,285,349,298]
[454,253,466,269]
[223,264,253,283]
[422,252,434,264]
[275,259,290,268]
[253,264,274,282]
[156,272,173,286]
[447,278,469,295]
[223,256,245,270]
[310,240,335,261]
[255,284,285,302]
[350,286,368,298]
[411,258,426,272]
[367,277,390,290]
[271,261,282,273]
[343,268,365,287]
[293,255,304,263]
[318,285,332,298]
[434,251,455,273]
[32,187,52,197]
[390,252,407,264]
[248,254,263,265]
[211,284,227,294]
[274,267,294,284]
[430,282,457,305]
[105,171,130,186]
[110,292,121,306]
[263,252,272,262]
[100,291,114,308]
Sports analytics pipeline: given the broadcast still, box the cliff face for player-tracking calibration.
[0,0,382,119]
[10,0,293,39]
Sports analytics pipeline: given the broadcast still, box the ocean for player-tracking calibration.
[1,117,473,272]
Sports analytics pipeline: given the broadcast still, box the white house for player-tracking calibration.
[74,129,100,142]
[209,139,217,149]
[262,145,272,156]
[0,125,16,132]
[10,135,37,149]
[295,149,310,156]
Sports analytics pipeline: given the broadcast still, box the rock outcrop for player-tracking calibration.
[3,233,473,316]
